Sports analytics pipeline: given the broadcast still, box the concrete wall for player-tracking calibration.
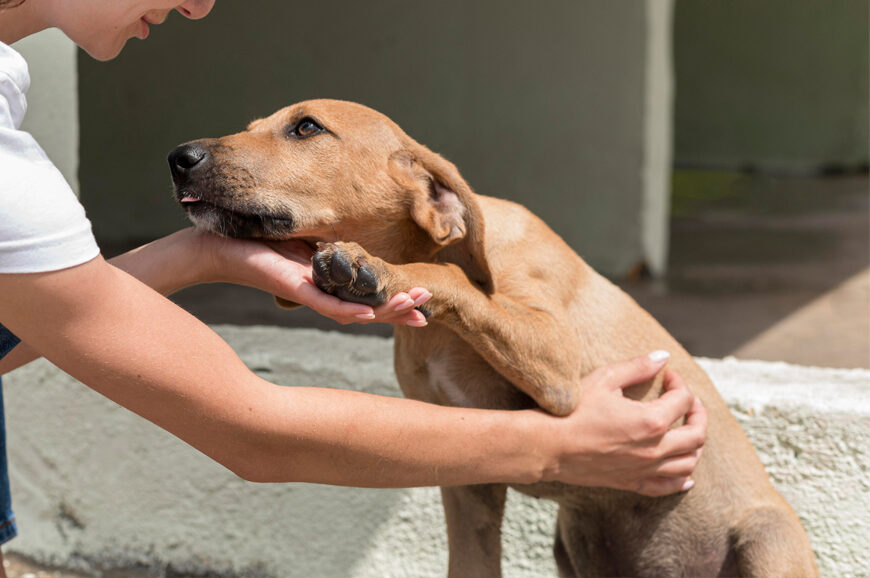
[77,1,673,276]
[12,29,79,193]
[673,0,869,172]
[5,326,869,577]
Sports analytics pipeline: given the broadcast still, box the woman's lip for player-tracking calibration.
[138,18,150,39]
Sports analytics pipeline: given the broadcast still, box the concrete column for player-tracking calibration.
[642,0,674,276]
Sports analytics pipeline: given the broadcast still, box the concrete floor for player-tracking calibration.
[624,172,869,369]
[163,172,869,369]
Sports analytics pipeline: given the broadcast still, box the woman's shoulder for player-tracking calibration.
[0,41,29,89]
[0,41,29,130]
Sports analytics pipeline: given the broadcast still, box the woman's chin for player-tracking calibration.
[81,37,128,62]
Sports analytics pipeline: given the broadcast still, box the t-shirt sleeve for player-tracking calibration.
[0,42,100,274]
[0,128,100,273]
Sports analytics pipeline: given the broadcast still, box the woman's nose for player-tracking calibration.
[176,0,216,20]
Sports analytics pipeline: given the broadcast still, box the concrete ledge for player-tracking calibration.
[4,326,868,576]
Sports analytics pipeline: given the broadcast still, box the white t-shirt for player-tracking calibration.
[0,41,99,273]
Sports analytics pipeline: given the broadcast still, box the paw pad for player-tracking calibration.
[312,243,387,307]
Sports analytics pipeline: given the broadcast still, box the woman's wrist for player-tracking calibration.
[108,228,215,295]
[489,408,562,486]
[524,410,574,485]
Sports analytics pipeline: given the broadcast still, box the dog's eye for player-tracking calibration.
[291,117,324,138]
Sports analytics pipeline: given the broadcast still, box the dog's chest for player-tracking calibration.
[425,352,476,407]
[394,328,535,411]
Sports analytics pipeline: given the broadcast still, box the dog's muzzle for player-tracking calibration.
[167,142,296,239]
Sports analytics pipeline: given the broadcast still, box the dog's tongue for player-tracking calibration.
[180,195,201,204]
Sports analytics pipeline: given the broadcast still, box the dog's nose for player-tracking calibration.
[168,143,209,180]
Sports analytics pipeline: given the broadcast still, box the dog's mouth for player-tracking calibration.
[176,190,295,240]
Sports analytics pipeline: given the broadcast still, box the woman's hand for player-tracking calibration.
[543,352,707,497]
[194,230,431,326]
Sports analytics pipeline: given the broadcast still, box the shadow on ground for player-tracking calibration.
[622,172,868,368]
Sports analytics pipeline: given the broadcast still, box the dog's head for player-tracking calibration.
[168,99,492,292]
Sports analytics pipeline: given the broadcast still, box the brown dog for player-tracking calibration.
[168,99,817,577]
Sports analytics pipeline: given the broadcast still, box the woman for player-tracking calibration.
[0,0,706,566]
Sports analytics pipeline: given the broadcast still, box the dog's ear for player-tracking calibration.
[389,148,494,293]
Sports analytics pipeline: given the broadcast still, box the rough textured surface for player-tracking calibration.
[4,326,868,577]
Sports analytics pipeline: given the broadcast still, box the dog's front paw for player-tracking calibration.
[312,242,390,307]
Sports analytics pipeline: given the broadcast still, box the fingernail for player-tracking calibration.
[414,291,433,305]
[355,313,376,320]
[394,299,416,311]
[406,319,428,327]
[648,350,670,363]
[681,479,695,492]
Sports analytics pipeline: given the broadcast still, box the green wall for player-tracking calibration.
[674,0,869,172]
[78,1,668,276]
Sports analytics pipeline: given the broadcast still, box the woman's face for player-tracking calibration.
[54,0,215,61]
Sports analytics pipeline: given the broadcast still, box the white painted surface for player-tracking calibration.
[4,326,868,576]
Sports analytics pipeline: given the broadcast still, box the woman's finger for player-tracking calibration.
[377,293,415,315]
[647,370,696,429]
[291,280,374,321]
[369,289,431,325]
[593,351,672,392]
[635,476,695,498]
[654,450,702,479]
[655,398,707,459]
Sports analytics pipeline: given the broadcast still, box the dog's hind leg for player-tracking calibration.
[553,512,577,578]
[731,505,818,577]
[441,484,507,578]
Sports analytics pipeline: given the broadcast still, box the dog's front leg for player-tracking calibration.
[312,242,585,416]
[441,484,508,578]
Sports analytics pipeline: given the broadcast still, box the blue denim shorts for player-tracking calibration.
[0,323,20,545]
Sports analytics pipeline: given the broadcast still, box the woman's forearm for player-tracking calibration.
[220,382,549,487]
[0,255,705,494]
[0,256,550,487]
[0,230,207,375]
[107,228,209,296]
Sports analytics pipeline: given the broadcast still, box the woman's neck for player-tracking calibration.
[0,1,51,46]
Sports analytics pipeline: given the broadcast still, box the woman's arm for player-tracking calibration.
[0,256,705,493]
[109,227,431,325]
[0,228,429,374]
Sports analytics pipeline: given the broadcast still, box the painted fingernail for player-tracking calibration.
[406,319,428,327]
[681,479,695,492]
[355,313,376,320]
[394,299,416,311]
[414,291,433,305]
[648,350,670,363]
